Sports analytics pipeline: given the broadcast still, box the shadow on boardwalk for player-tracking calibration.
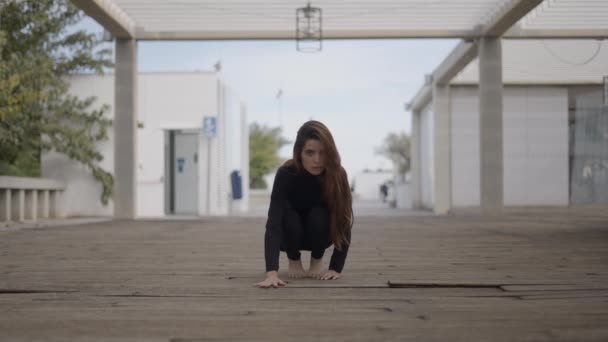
[1,205,607,341]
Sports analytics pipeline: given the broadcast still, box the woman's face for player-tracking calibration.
[301,139,325,175]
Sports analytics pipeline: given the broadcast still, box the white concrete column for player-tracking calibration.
[432,83,452,214]
[50,190,58,218]
[478,37,504,214]
[1,189,11,222]
[25,190,37,221]
[12,189,24,222]
[240,105,250,213]
[114,39,138,219]
[40,190,50,219]
[410,110,422,210]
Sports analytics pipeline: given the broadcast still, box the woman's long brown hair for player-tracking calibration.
[287,120,353,250]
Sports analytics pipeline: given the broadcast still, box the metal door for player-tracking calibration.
[174,133,198,214]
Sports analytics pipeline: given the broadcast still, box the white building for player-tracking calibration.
[408,40,608,212]
[43,71,249,218]
[351,169,393,201]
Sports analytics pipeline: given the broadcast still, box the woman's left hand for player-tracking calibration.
[317,270,341,280]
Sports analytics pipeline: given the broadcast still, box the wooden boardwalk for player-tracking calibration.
[1,206,608,341]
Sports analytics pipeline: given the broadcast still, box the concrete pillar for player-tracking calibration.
[12,189,24,222]
[478,37,504,214]
[25,189,37,221]
[114,39,138,219]
[410,110,422,210]
[40,190,50,219]
[432,83,451,214]
[50,190,58,218]
[1,189,11,222]
[240,105,250,213]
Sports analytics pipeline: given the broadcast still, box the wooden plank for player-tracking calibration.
[502,284,608,292]
[0,206,607,341]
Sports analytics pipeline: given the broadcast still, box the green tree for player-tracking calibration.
[249,123,289,189]
[375,132,411,178]
[0,0,114,204]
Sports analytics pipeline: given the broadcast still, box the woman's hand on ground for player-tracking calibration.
[317,270,341,280]
[254,271,286,288]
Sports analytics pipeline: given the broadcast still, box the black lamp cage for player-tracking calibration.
[296,2,322,52]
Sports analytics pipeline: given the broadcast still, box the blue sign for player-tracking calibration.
[202,116,217,138]
[177,158,185,173]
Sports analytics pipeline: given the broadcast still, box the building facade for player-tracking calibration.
[409,40,608,211]
[42,72,249,217]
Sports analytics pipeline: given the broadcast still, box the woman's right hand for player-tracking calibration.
[254,271,286,288]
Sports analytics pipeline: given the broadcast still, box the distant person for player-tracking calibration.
[255,120,354,288]
[380,183,388,202]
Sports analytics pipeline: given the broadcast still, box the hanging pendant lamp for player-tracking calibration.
[296,2,322,52]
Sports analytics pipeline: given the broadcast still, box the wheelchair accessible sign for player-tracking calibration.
[202,116,217,139]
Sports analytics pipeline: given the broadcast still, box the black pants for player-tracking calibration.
[280,206,332,261]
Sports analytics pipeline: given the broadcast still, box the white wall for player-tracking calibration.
[504,87,568,205]
[213,81,228,215]
[395,182,411,209]
[450,87,480,206]
[419,102,434,209]
[352,171,393,200]
[450,86,569,207]
[44,72,248,218]
[139,72,220,217]
[42,75,115,217]
[222,93,249,214]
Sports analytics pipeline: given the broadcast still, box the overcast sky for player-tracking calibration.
[81,17,458,177]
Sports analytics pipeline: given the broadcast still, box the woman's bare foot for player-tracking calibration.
[288,259,307,278]
[307,257,324,278]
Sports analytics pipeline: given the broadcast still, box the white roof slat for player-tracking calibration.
[107,0,505,39]
[515,0,608,34]
[71,0,608,40]
[452,40,608,85]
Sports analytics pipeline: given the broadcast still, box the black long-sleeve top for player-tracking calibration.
[264,165,350,273]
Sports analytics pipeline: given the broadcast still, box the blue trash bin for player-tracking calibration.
[230,170,243,200]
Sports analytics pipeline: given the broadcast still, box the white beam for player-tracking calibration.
[135,29,481,40]
[504,28,608,39]
[482,0,544,37]
[406,75,432,113]
[71,0,135,39]
[433,41,478,86]
[407,41,478,111]
[84,25,608,42]
[435,0,543,82]
[406,0,543,112]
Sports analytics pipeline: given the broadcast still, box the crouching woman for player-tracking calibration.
[255,120,353,288]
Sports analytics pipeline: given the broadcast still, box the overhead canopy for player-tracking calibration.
[71,0,608,40]
[452,40,608,85]
[68,0,608,218]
